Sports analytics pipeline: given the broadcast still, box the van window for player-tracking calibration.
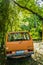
[8,32,30,41]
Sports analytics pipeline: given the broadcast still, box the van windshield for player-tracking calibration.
[8,32,30,41]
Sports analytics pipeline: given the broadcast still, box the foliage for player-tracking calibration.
[0,0,10,45]
[0,0,43,44]
[20,14,42,39]
[16,0,43,17]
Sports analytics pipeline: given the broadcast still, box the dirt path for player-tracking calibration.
[0,42,43,65]
[5,57,39,65]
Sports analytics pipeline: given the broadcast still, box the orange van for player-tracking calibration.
[5,31,34,58]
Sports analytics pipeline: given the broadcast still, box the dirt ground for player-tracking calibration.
[0,42,43,65]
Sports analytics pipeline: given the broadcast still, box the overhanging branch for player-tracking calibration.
[13,0,43,20]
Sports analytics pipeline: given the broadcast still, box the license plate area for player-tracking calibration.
[16,51,24,55]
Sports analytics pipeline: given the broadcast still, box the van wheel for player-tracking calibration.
[27,55,31,59]
[7,57,15,60]
[7,57,12,60]
[29,55,31,57]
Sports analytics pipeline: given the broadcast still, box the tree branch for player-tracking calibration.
[13,0,43,21]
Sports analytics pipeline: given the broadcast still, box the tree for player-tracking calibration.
[13,0,43,20]
[12,0,43,41]
[0,0,10,64]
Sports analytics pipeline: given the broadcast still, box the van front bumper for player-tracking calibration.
[6,51,34,58]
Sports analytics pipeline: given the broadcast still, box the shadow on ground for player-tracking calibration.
[5,56,39,65]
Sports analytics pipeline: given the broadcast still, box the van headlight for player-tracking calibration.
[12,52,15,54]
[24,50,28,53]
